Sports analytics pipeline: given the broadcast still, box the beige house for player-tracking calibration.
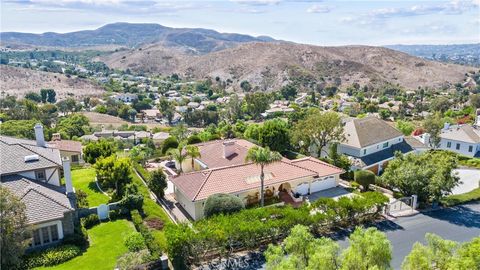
[170,139,344,220]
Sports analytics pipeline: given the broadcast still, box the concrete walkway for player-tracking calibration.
[452,168,480,195]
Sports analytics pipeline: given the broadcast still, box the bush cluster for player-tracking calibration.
[354,170,376,190]
[81,213,100,229]
[124,232,146,252]
[130,210,162,259]
[23,245,81,268]
[166,192,389,269]
[203,193,245,218]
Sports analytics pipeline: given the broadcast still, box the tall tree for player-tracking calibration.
[245,146,282,207]
[423,112,444,148]
[148,169,168,199]
[292,109,344,157]
[94,155,132,198]
[0,186,31,269]
[245,92,270,119]
[258,119,290,152]
[185,145,201,171]
[168,147,187,173]
[381,151,459,203]
[341,227,392,270]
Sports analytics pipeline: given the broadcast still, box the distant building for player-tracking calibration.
[112,93,138,103]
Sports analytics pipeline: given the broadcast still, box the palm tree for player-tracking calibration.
[185,145,201,171]
[245,146,282,207]
[168,147,187,173]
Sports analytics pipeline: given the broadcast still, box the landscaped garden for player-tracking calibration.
[35,219,136,270]
[71,167,109,207]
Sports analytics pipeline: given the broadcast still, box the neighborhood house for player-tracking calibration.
[0,124,76,249]
[170,139,344,220]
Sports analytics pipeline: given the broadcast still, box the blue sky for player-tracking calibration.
[1,0,479,45]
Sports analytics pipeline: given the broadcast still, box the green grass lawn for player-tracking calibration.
[37,220,135,270]
[130,170,172,250]
[71,168,109,207]
[441,188,480,207]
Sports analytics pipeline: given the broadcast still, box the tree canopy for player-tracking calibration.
[203,193,245,218]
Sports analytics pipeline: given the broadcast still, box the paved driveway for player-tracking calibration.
[307,186,353,201]
[452,169,480,195]
[335,202,480,269]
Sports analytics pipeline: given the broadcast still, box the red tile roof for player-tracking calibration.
[194,139,256,168]
[171,157,343,202]
[290,157,345,177]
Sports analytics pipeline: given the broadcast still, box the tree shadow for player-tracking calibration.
[422,202,480,228]
[88,181,104,194]
[325,220,405,242]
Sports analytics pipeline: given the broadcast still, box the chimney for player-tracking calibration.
[34,123,46,147]
[52,133,61,141]
[422,133,431,147]
[223,140,236,158]
[443,122,450,130]
[62,157,74,194]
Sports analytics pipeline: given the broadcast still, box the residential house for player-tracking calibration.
[338,117,417,175]
[140,109,161,121]
[0,124,76,249]
[49,133,84,165]
[170,139,344,220]
[112,93,138,103]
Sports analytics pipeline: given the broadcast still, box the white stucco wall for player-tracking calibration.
[18,167,61,186]
[438,138,479,157]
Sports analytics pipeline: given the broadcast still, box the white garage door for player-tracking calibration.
[310,176,336,193]
[295,182,309,195]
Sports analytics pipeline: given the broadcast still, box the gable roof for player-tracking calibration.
[171,157,343,202]
[349,140,414,167]
[343,117,403,149]
[0,141,61,175]
[193,139,256,168]
[440,125,480,144]
[1,175,74,224]
[49,139,83,153]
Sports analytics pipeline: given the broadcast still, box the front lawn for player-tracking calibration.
[71,168,109,207]
[441,188,480,207]
[37,219,135,270]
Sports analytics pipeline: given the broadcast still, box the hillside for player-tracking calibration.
[99,42,472,91]
[386,43,480,67]
[0,65,104,99]
[1,22,275,54]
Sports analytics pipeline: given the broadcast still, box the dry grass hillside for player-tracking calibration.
[100,42,471,91]
[0,65,104,99]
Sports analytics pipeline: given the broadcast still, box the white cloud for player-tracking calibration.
[230,0,281,6]
[306,4,330,13]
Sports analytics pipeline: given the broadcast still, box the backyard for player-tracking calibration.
[36,219,135,270]
[71,168,110,207]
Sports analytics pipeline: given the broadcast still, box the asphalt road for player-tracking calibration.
[335,202,480,269]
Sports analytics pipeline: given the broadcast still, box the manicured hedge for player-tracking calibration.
[203,193,245,218]
[131,210,162,259]
[23,244,82,268]
[354,170,376,190]
[165,191,388,269]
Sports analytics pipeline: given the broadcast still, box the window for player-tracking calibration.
[33,229,41,246]
[383,142,389,148]
[469,145,473,152]
[447,142,451,148]
[456,143,460,150]
[363,149,367,155]
[41,227,50,244]
[31,224,59,247]
[50,225,59,241]
[35,170,46,181]
[71,155,79,162]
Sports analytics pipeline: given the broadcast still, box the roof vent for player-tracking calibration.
[24,154,40,162]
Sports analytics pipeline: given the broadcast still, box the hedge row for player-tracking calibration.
[131,210,162,259]
[23,245,82,268]
[165,191,389,269]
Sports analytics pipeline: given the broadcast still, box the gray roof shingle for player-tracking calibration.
[1,175,75,224]
[0,141,61,175]
[343,117,403,148]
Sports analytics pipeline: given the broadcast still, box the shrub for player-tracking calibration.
[354,170,376,191]
[148,170,167,199]
[119,194,144,211]
[116,249,151,270]
[161,137,178,154]
[187,134,202,145]
[124,232,146,252]
[130,210,162,259]
[81,213,100,229]
[351,181,361,190]
[23,245,81,268]
[203,193,245,218]
[76,189,89,208]
[63,225,88,248]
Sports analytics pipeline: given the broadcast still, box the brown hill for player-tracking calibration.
[100,42,471,91]
[0,65,104,99]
